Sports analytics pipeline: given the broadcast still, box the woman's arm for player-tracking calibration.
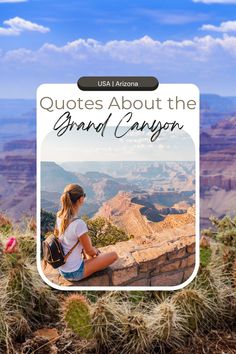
[79,233,99,257]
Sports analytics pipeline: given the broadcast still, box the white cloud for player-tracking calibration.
[1,34,236,96]
[2,34,236,65]
[0,16,49,36]
[201,20,236,32]
[4,48,35,62]
[34,34,236,63]
[193,0,236,3]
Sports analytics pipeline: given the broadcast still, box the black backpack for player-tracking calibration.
[42,218,80,269]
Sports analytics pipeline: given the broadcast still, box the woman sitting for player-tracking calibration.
[55,183,118,282]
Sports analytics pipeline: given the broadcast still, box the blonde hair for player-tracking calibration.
[57,184,85,235]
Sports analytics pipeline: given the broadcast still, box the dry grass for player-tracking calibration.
[171,329,236,354]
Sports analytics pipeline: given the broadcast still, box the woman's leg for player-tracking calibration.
[83,252,118,278]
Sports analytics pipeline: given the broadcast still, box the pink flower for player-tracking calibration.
[4,237,18,254]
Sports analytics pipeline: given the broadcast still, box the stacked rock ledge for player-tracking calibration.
[43,230,196,287]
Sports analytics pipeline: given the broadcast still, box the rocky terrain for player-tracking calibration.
[201,116,236,227]
[41,161,195,218]
[0,140,35,221]
[200,94,236,128]
[95,191,195,239]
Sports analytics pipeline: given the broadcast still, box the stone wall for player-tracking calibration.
[44,227,195,287]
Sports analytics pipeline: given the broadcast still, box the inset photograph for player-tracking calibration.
[39,128,196,288]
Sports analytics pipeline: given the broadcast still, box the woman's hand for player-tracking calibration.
[80,233,100,257]
[93,247,101,257]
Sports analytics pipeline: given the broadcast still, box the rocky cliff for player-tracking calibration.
[201,116,236,227]
[0,140,36,221]
[95,191,195,239]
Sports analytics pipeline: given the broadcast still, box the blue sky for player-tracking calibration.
[0,0,236,97]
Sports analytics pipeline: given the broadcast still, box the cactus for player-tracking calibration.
[92,294,153,354]
[118,310,152,354]
[92,293,123,353]
[149,300,187,351]
[0,251,59,328]
[2,255,35,316]
[62,294,93,339]
[171,286,220,333]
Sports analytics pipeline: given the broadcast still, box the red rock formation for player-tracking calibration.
[95,191,195,238]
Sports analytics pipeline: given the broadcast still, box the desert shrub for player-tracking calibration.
[27,218,37,233]
[40,209,56,238]
[84,216,132,247]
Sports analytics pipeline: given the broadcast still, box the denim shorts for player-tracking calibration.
[59,261,85,281]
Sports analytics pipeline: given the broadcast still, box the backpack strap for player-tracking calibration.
[63,217,84,260]
[64,238,81,260]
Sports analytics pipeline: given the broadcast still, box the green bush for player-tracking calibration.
[40,209,56,238]
[83,215,132,247]
[41,210,130,247]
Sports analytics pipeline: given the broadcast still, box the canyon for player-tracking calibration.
[0,140,35,221]
[1,95,236,229]
[201,116,236,227]
[95,191,194,239]
[41,160,195,219]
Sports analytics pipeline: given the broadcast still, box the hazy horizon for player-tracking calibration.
[41,128,195,162]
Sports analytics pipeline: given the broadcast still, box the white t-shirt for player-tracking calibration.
[57,217,88,272]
